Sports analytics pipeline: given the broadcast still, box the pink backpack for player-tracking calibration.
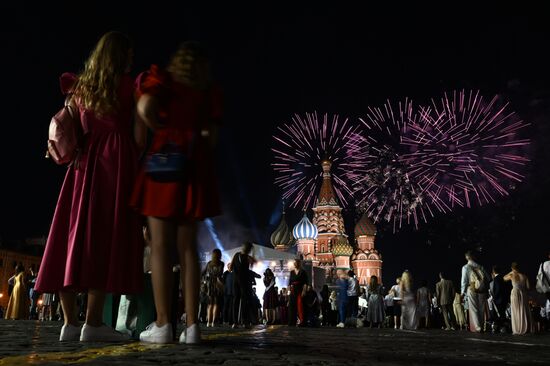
[46,73,82,165]
[46,100,81,165]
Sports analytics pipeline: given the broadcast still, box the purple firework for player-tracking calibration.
[401,90,531,209]
[272,112,362,209]
[346,99,452,231]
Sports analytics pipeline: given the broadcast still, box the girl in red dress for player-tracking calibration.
[133,42,222,344]
[35,31,143,342]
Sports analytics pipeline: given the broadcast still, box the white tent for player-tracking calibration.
[221,244,297,302]
[221,243,297,263]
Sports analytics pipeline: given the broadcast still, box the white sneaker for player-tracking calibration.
[80,323,130,342]
[139,322,173,344]
[336,322,345,328]
[179,323,201,344]
[59,324,81,341]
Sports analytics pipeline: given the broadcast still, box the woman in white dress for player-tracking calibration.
[400,270,418,330]
[504,262,532,335]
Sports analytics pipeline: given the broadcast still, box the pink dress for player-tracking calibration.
[35,73,144,294]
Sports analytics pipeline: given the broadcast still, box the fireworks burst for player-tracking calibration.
[350,91,531,231]
[346,99,450,231]
[401,90,531,209]
[272,112,362,209]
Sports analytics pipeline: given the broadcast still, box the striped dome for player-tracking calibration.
[355,213,377,237]
[270,213,293,248]
[292,214,318,240]
[332,235,353,256]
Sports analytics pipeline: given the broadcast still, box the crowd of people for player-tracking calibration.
[4,243,550,341]
[189,249,550,336]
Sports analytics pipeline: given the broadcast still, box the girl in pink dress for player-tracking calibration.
[35,31,143,342]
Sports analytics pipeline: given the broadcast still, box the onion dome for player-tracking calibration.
[355,213,377,237]
[332,235,353,256]
[292,213,318,240]
[270,213,293,248]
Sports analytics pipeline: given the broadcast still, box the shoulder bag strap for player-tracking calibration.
[541,262,550,286]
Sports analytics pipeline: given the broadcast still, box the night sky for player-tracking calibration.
[1,3,549,287]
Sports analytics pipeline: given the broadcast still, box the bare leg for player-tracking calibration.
[148,216,176,326]
[212,304,219,324]
[59,291,78,326]
[206,304,213,325]
[176,221,199,327]
[85,289,106,327]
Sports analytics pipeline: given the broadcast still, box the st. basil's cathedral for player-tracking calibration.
[270,160,383,285]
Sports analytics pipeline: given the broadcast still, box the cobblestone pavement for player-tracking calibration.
[0,320,549,365]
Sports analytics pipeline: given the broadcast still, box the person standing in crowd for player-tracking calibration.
[252,287,263,324]
[453,293,466,330]
[329,290,338,326]
[288,259,308,326]
[135,41,223,344]
[28,265,39,320]
[231,242,256,328]
[336,270,349,328]
[383,288,395,328]
[6,264,29,320]
[304,285,319,327]
[320,284,330,326]
[436,272,456,330]
[347,270,360,326]
[390,277,402,329]
[400,270,418,330]
[222,263,234,325]
[35,31,143,342]
[202,249,224,327]
[278,287,289,325]
[263,268,277,325]
[504,262,532,335]
[40,293,53,321]
[416,279,431,329]
[461,250,491,333]
[490,266,508,333]
[366,275,385,328]
[536,252,550,301]
[198,282,208,324]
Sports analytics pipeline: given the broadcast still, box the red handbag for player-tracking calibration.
[46,95,82,165]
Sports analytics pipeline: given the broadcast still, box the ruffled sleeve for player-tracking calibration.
[135,64,170,99]
[59,72,78,95]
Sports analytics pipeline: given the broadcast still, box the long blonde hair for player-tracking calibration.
[74,31,132,115]
[167,41,211,89]
[401,270,413,292]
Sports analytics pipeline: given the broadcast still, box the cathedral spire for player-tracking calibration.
[316,160,338,207]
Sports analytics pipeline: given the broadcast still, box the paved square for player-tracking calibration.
[0,320,549,365]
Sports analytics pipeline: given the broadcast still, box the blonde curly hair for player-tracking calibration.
[166,41,211,89]
[73,31,132,115]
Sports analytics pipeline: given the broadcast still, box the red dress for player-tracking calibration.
[35,73,144,294]
[131,66,222,220]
